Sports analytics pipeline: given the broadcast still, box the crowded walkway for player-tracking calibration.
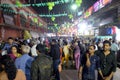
[1,0,120,80]
[0,36,120,80]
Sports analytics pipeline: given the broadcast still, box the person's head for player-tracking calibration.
[21,45,30,54]
[103,40,111,51]
[11,45,18,54]
[112,40,115,43]
[36,44,46,54]
[0,55,17,80]
[88,45,95,54]
[109,38,112,41]
[51,39,57,45]
[8,37,14,44]
[63,41,68,46]
[74,41,78,46]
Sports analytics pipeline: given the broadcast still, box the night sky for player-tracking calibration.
[25,0,97,25]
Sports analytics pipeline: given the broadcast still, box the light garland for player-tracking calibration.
[2,8,68,17]
[0,0,73,8]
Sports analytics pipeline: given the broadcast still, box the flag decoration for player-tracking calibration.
[47,2,55,11]
[75,0,82,7]
[51,17,56,21]
[68,14,73,19]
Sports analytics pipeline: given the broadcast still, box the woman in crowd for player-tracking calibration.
[0,55,26,80]
[8,45,21,61]
[74,41,81,70]
[63,41,70,68]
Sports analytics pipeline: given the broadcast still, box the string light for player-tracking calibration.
[0,0,72,8]
[2,8,68,17]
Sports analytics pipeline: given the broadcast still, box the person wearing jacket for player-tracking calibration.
[31,43,53,80]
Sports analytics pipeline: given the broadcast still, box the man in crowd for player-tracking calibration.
[96,40,117,80]
[15,45,33,80]
[78,45,102,80]
[31,44,53,80]
[2,37,17,54]
[50,39,61,80]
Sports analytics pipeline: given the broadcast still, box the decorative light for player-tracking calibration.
[75,0,82,7]
[71,4,77,10]
[68,14,73,19]
[47,2,55,11]
[16,0,22,7]
[51,17,55,21]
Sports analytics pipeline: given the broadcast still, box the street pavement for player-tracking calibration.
[60,68,120,80]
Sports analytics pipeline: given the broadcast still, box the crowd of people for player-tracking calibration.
[0,36,120,80]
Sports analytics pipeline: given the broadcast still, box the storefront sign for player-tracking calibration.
[93,0,112,12]
[84,0,112,18]
[84,6,93,18]
[94,1,100,12]
[102,0,112,6]
[107,28,112,34]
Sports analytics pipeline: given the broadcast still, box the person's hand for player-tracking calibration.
[58,64,62,72]
[78,73,82,80]
[86,53,89,58]
[86,54,91,67]
[104,76,111,80]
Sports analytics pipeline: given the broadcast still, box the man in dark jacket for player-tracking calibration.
[50,39,61,80]
[31,44,53,80]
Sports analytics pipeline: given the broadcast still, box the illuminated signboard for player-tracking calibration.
[94,1,100,12]
[84,6,93,18]
[93,0,112,12]
[84,0,112,18]
[103,0,112,5]
[93,0,104,12]
[82,0,112,19]
[99,0,105,9]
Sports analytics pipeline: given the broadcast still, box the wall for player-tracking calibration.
[0,26,22,40]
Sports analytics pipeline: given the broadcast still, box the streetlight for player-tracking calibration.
[71,4,77,10]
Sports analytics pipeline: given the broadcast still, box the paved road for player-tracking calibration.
[60,68,120,80]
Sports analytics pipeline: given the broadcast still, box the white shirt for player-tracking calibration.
[31,44,38,56]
